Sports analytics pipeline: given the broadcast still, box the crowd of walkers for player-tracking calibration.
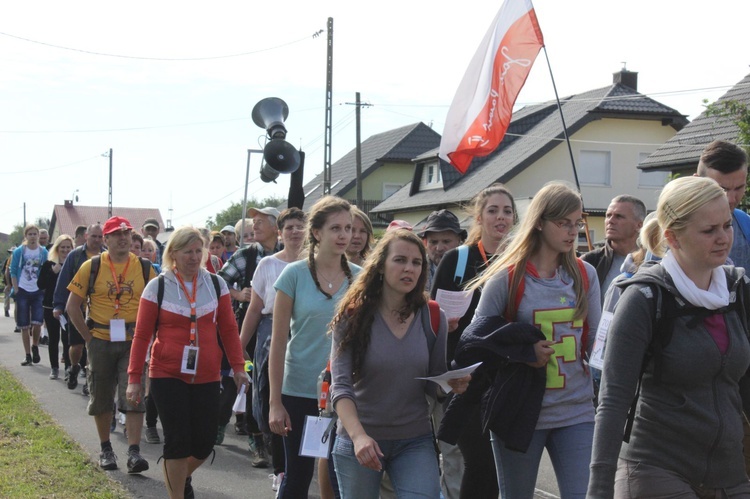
[4,139,750,499]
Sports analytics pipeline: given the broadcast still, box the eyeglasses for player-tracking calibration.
[548,219,585,231]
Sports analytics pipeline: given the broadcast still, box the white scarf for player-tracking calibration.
[661,251,729,310]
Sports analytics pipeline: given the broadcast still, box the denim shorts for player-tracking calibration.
[15,288,44,328]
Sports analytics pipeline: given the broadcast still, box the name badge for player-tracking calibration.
[181,346,199,374]
[109,319,127,342]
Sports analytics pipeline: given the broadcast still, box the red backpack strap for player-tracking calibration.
[427,300,440,336]
[576,258,590,360]
[504,264,525,321]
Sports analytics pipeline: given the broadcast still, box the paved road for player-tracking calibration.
[0,312,561,498]
[0,312,316,499]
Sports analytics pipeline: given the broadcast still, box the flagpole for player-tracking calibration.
[543,47,592,250]
[542,47,581,194]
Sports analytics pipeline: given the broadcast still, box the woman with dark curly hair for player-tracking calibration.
[330,229,469,499]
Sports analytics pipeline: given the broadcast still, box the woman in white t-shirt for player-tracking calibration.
[239,207,307,492]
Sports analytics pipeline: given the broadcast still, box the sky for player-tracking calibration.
[1,0,749,235]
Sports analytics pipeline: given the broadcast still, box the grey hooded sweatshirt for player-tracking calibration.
[588,264,750,498]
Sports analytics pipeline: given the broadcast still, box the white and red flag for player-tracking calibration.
[439,0,544,174]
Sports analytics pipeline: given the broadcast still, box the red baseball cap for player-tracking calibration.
[102,216,134,235]
[387,220,413,232]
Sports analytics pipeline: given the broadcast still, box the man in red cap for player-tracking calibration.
[66,216,156,473]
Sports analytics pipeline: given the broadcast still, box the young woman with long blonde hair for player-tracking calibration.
[470,181,601,498]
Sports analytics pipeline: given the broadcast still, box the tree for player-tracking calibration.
[206,196,287,230]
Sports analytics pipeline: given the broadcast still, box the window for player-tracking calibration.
[638,152,669,188]
[426,163,441,185]
[579,150,611,186]
[383,183,402,199]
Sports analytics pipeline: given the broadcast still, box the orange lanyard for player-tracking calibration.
[477,240,489,265]
[108,256,131,315]
[175,271,198,345]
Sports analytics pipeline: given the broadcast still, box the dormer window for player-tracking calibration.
[427,163,441,185]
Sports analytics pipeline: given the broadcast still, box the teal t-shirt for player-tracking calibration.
[274,259,361,399]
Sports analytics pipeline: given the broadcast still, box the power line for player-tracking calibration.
[0,155,100,175]
[0,30,322,61]
[0,117,248,134]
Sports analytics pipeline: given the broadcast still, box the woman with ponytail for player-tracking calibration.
[268,196,360,498]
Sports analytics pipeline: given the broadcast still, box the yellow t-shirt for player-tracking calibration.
[67,252,156,341]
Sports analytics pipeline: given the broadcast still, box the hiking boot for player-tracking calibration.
[39,336,49,346]
[49,368,59,380]
[80,367,87,378]
[32,345,41,364]
[21,354,32,366]
[145,427,160,444]
[110,413,117,432]
[184,476,195,499]
[99,448,118,470]
[126,449,149,474]
[215,425,226,445]
[64,367,71,382]
[67,365,80,390]
[249,436,270,468]
[14,326,20,333]
[82,381,89,396]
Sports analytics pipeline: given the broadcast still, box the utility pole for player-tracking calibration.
[102,149,113,217]
[323,17,333,195]
[345,93,372,207]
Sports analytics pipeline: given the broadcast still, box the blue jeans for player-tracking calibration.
[15,288,43,328]
[491,422,594,499]
[333,433,441,499]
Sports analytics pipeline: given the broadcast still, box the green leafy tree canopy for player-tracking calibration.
[206,196,287,230]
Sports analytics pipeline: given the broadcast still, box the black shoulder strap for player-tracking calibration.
[210,273,221,301]
[87,255,101,297]
[242,245,258,290]
[154,274,165,332]
[139,257,153,286]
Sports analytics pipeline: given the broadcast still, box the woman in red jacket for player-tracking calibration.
[127,226,249,499]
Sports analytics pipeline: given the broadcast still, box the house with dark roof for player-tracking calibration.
[298,122,440,225]
[49,201,164,241]
[639,72,750,176]
[371,70,688,243]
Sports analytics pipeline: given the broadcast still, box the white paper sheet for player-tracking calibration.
[435,288,474,319]
[59,314,67,330]
[109,319,126,342]
[300,415,333,458]
[232,390,246,414]
[416,362,482,393]
[589,311,614,370]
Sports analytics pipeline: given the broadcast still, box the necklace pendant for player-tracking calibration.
[328,282,333,289]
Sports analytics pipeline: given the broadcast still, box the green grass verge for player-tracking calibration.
[0,367,131,498]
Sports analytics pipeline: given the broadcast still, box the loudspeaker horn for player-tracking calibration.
[252,97,289,139]
[260,138,301,183]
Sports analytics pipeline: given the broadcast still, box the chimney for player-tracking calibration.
[613,69,638,91]
[64,200,73,207]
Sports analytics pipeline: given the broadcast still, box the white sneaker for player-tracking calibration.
[270,472,284,492]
